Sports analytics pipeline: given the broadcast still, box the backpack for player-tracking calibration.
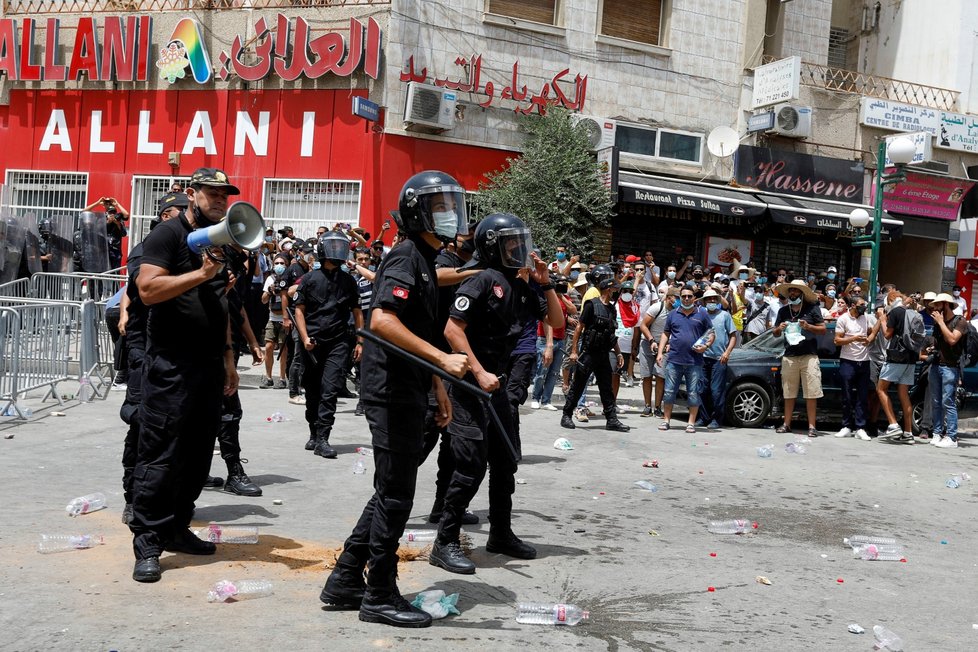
[900,309,925,355]
[955,317,978,367]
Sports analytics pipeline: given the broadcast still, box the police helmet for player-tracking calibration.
[317,231,350,263]
[587,264,615,289]
[473,213,535,270]
[38,218,53,236]
[395,171,468,242]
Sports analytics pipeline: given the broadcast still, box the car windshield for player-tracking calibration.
[743,323,839,356]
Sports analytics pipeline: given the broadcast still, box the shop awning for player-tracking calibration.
[618,173,768,217]
[759,194,904,235]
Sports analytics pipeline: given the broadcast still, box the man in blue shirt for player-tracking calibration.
[656,287,714,432]
[698,289,737,430]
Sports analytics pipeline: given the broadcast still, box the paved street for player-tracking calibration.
[2,369,978,651]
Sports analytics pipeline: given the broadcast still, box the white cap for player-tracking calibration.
[827,266,838,272]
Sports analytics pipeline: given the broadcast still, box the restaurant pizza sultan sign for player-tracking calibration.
[0,14,381,84]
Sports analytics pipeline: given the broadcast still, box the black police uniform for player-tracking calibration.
[282,259,309,398]
[322,236,439,602]
[129,213,228,562]
[294,265,359,457]
[119,242,148,517]
[563,297,619,421]
[436,268,547,549]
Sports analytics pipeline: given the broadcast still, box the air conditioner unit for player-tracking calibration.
[403,82,456,133]
[767,104,813,138]
[571,114,617,151]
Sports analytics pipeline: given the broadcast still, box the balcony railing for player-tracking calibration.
[762,56,959,111]
[3,0,388,12]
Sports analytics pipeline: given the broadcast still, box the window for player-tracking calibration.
[262,179,361,241]
[5,170,88,225]
[600,0,664,46]
[827,27,849,69]
[487,0,557,25]
[129,175,190,253]
[615,123,702,165]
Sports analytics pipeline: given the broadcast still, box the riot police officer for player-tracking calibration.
[560,264,630,432]
[38,218,53,272]
[129,168,240,583]
[428,213,563,575]
[320,171,469,628]
[294,231,363,459]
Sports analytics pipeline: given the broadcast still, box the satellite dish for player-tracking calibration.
[707,126,740,158]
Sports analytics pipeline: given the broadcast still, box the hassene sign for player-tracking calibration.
[734,145,864,204]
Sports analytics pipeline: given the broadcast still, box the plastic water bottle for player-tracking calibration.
[633,480,658,492]
[353,458,366,475]
[946,474,970,488]
[708,519,758,534]
[692,329,713,352]
[66,492,106,516]
[516,602,589,626]
[400,530,437,545]
[784,442,806,454]
[207,579,273,603]
[194,523,259,544]
[873,624,904,651]
[356,446,373,456]
[77,376,94,403]
[37,533,104,553]
[843,535,897,548]
[852,543,905,561]
[757,445,774,458]
[266,411,286,423]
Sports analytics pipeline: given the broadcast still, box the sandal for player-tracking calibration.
[658,421,670,431]
[775,424,791,434]
[685,424,696,434]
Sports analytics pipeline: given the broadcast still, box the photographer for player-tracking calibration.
[82,196,130,270]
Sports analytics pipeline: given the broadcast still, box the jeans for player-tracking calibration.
[930,363,960,440]
[838,359,870,429]
[663,362,704,407]
[698,357,727,425]
[531,336,565,405]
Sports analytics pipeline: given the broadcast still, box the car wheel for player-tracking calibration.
[726,382,771,428]
[911,399,924,435]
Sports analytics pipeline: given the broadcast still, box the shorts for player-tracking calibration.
[263,320,287,345]
[638,340,655,378]
[879,361,914,386]
[869,359,883,384]
[662,362,704,407]
[781,354,823,399]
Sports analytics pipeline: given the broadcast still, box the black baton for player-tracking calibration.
[357,328,520,463]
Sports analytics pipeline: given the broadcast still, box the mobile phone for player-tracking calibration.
[854,277,864,284]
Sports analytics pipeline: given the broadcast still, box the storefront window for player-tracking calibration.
[658,130,702,164]
[129,175,190,252]
[262,179,361,240]
[5,170,88,226]
[615,124,657,157]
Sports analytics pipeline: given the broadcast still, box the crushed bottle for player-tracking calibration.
[707,519,758,534]
[207,579,273,603]
[843,535,897,548]
[852,543,905,561]
[356,446,373,456]
[633,480,658,492]
[66,492,106,517]
[516,602,589,626]
[873,624,903,651]
[757,444,774,458]
[194,523,259,544]
[266,411,287,423]
[946,473,970,489]
[784,442,806,454]
[77,375,94,403]
[353,458,366,475]
[38,533,104,553]
[400,530,437,545]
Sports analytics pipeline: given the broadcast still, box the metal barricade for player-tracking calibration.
[29,272,125,302]
[0,278,31,298]
[0,302,77,419]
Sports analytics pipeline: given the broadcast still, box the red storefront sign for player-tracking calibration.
[876,170,975,221]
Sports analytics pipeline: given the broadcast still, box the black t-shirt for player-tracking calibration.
[884,306,914,363]
[775,301,824,357]
[360,238,439,406]
[124,242,147,351]
[579,298,617,352]
[935,315,969,366]
[448,268,548,375]
[294,266,359,343]
[433,248,466,353]
[141,214,228,358]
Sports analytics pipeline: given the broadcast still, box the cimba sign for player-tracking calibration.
[0,14,381,84]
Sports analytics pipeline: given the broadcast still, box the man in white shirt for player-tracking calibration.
[833,297,877,440]
[744,292,775,342]
[952,285,968,316]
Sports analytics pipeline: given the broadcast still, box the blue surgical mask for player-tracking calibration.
[620,292,633,303]
[680,300,695,310]
[273,264,286,275]
[789,297,802,305]
[827,290,836,298]
[570,271,580,280]
[432,210,458,240]
[738,273,747,280]
[758,276,767,284]
[807,276,815,283]
[312,262,322,270]
[706,302,719,311]
[556,252,567,261]
[672,298,681,309]
[827,273,836,280]
[264,235,273,243]
[667,271,676,280]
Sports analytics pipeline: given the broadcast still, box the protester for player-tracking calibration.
[530,275,574,410]
[928,293,969,449]
[833,297,874,440]
[876,291,923,444]
[697,289,736,430]
[772,279,826,436]
[639,287,677,417]
[656,287,713,433]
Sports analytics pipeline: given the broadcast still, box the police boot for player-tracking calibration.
[224,459,262,497]
[486,529,537,559]
[560,413,576,429]
[359,584,432,628]
[605,415,630,432]
[320,560,366,610]
[429,539,476,575]
[314,432,338,459]
[304,425,317,451]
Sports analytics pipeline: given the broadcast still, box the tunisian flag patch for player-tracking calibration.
[392,286,409,299]
[493,284,504,298]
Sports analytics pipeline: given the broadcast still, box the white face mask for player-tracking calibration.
[432,210,458,239]
[953,290,961,297]
[706,302,718,311]
[666,271,676,280]
[620,292,633,303]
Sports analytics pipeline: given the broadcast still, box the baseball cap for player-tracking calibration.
[827,266,838,272]
[157,192,189,216]
[371,240,385,249]
[189,167,240,195]
[624,255,641,263]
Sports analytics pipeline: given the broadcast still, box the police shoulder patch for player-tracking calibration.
[493,284,504,299]
[454,296,471,312]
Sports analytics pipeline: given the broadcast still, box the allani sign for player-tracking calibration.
[752,57,800,109]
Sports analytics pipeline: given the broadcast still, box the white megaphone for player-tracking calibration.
[187,201,266,254]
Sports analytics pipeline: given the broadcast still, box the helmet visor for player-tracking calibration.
[496,227,534,269]
[319,234,350,262]
[420,185,468,238]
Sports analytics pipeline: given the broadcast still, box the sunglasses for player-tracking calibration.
[680,294,695,299]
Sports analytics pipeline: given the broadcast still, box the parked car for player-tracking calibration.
[724,324,978,431]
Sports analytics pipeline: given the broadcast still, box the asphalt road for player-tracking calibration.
[2,370,977,651]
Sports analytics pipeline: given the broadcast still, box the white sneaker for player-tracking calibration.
[834,427,852,438]
[880,423,902,439]
[855,429,871,441]
[935,437,959,448]
[542,403,559,411]
[530,401,541,409]
[931,435,944,446]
